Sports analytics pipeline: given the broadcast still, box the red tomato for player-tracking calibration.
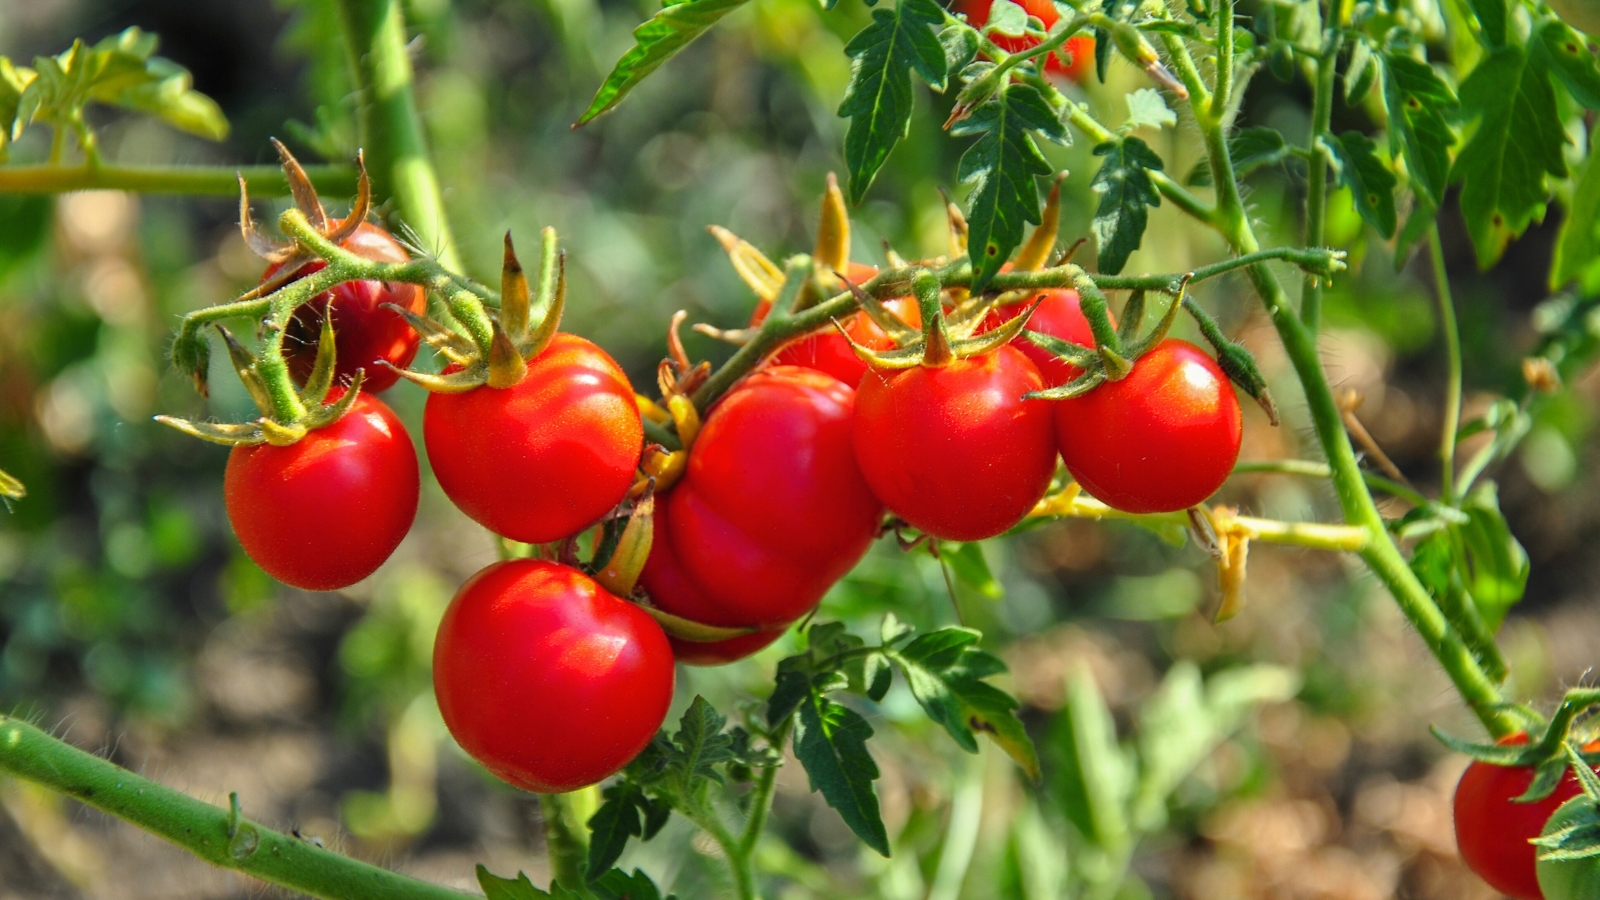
[1054,339,1241,514]
[982,289,1101,386]
[433,559,674,793]
[640,366,883,664]
[751,263,921,388]
[424,333,643,544]
[1455,734,1600,900]
[853,346,1057,541]
[272,223,427,394]
[955,0,1096,82]
[224,391,419,590]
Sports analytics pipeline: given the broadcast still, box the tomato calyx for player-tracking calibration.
[840,266,1036,369]
[237,139,374,304]
[1437,688,1600,802]
[156,311,366,447]
[1533,744,1600,892]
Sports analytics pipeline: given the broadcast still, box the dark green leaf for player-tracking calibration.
[587,784,648,879]
[838,0,948,204]
[769,664,812,726]
[1185,126,1289,186]
[1089,136,1163,275]
[1328,131,1397,238]
[1094,26,1112,82]
[1469,0,1506,46]
[669,695,734,786]
[953,82,1066,289]
[477,866,585,900]
[1451,43,1567,268]
[1458,481,1529,630]
[863,651,893,701]
[1381,52,1457,206]
[1535,19,1600,109]
[794,694,888,855]
[577,0,753,125]
[894,628,1040,778]
[593,868,675,900]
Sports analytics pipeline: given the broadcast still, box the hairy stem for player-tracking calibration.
[1429,225,1463,503]
[738,718,793,859]
[1233,458,1431,507]
[538,793,593,892]
[1032,490,1370,551]
[0,716,471,900]
[1300,18,1341,331]
[334,0,460,270]
[0,164,358,196]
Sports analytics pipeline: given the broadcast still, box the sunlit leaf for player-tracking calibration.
[1089,135,1163,275]
[795,694,888,855]
[576,0,753,125]
[1327,131,1397,238]
[838,0,948,204]
[1381,52,1456,206]
[954,82,1066,289]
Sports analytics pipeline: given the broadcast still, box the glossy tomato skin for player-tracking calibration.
[273,223,427,394]
[955,0,1096,81]
[424,333,643,544]
[640,366,883,664]
[1054,339,1241,514]
[224,392,419,591]
[433,559,674,793]
[853,346,1057,541]
[983,289,1100,386]
[1456,734,1600,900]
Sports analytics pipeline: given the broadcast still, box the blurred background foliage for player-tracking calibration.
[0,0,1596,898]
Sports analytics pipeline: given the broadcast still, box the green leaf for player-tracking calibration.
[941,541,1002,599]
[1451,43,1567,268]
[577,0,753,125]
[1457,481,1529,630]
[1089,136,1163,275]
[477,866,585,900]
[1381,52,1457,206]
[1345,40,1378,104]
[1185,126,1289,186]
[1123,88,1176,131]
[953,82,1066,289]
[1534,19,1600,109]
[1050,666,1132,850]
[1468,0,1507,46]
[669,695,734,787]
[593,869,675,900]
[939,25,979,75]
[587,784,648,879]
[1552,149,1600,290]
[987,0,1030,36]
[794,694,888,855]
[1327,131,1397,238]
[838,0,948,205]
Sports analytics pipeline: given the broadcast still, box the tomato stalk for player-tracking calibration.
[1299,0,1346,332]
[1429,224,1465,504]
[0,715,473,900]
[0,162,358,195]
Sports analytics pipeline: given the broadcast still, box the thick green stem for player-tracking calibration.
[1429,225,1463,503]
[1233,458,1431,507]
[538,793,593,892]
[681,803,755,900]
[0,716,471,900]
[1300,0,1344,331]
[0,164,358,196]
[334,0,460,270]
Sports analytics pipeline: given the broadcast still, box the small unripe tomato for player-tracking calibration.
[853,346,1057,541]
[640,366,882,665]
[271,223,427,394]
[424,333,643,544]
[955,0,1096,82]
[1456,734,1600,900]
[224,391,419,591]
[433,559,674,793]
[1054,339,1241,514]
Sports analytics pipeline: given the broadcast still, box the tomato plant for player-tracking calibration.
[640,366,882,663]
[1054,339,1242,513]
[954,0,1096,82]
[424,333,643,544]
[432,558,674,792]
[224,390,419,591]
[271,222,426,394]
[854,344,1056,541]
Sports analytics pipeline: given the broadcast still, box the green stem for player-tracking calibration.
[1429,225,1463,503]
[925,753,984,900]
[538,793,593,892]
[0,715,471,900]
[334,0,461,270]
[1232,458,1431,507]
[682,803,755,900]
[738,718,793,859]
[0,164,358,196]
[1300,19,1341,331]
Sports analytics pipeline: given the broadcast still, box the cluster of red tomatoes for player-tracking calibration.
[221,219,1243,794]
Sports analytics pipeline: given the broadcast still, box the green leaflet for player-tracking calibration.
[953,83,1067,290]
[1552,150,1600,291]
[894,628,1040,778]
[795,693,888,855]
[1089,136,1163,275]
[941,541,1003,599]
[838,0,948,205]
[1328,131,1398,238]
[1534,19,1600,109]
[1185,126,1288,186]
[1457,481,1529,631]
[1451,43,1567,268]
[576,0,752,126]
[667,695,735,786]
[1469,0,1507,46]
[1381,52,1457,206]
[1051,666,1133,850]
[586,782,671,879]
[477,866,586,900]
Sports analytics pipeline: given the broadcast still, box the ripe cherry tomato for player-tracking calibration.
[1456,734,1600,900]
[424,333,643,544]
[752,264,921,388]
[640,366,883,664]
[224,391,419,591]
[271,223,427,394]
[853,346,1056,541]
[982,289,1101,386]
[955,0,1096,82]
[433,559,674,793]
[1054,339,1240,514]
